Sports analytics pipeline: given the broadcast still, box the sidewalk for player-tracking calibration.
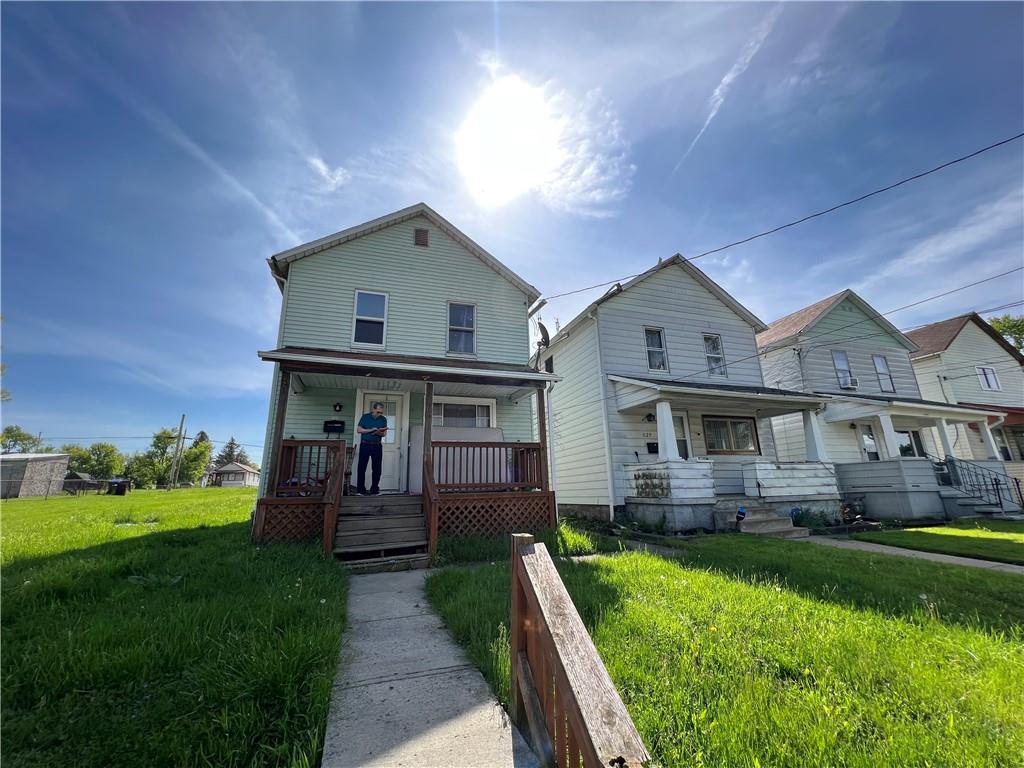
[802,536,1024,575]
[321,569,540,768]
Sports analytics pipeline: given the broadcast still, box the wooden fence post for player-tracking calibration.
[509,532,535,731]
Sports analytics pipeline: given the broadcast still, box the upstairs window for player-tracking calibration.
[873,355,895,393]
[353,290,387,346]
[832,350,854,388]
[448,302,476,355]
[704,334,727,376]
[645,327,668,371]
[976,366,1001,391]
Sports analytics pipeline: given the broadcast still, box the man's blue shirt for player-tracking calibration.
[358,413,388,445]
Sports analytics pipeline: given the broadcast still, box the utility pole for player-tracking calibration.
[167,414,186,490]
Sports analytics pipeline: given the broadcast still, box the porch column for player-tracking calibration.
[422,380,434,473]
[976,420,1000,459]
[876,412,901,460]
[935,418,955,458]
[536,385,551,491]
[655,400,680,461]
[268,368,291,493]
[802,410,830,462]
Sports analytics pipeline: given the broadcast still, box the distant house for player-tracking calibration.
[758,291,1019,518]
[63,471,102,494]
[904,312,1024,485]
[209,462,261,488]
[0,453,70,499]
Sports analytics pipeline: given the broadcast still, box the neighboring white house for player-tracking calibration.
[758,291,1018,518]
[535,255,841,532]
[904,312,1024,489]
[209,462,261,488]
[0,453,70,499]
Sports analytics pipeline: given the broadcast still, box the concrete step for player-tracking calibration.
[955,498,994,507]
[739,518,797,535]
[737,507,783,522]
[757,526,810,539]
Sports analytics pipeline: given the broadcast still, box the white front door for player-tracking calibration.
[360,393,405,492]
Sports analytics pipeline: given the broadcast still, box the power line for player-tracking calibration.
[544,132,1024,301]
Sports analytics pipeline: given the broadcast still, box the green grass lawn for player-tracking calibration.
[434,520,622,565]
[1,488,348,768]
[427,538,1024,767]
[852,519,1024,565]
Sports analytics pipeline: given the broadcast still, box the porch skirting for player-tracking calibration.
[252,497,325,543]
[435,491,556,538]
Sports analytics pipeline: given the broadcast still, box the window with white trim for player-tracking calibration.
[644,327,668,371]
[872,355,895,393]
[431,397,495,428]
[976,366,1001,391]
[703,334,727,376]
[832,350,854,387]
[448,302,476,355]
[702,416,758,454]
[353,290,387,346]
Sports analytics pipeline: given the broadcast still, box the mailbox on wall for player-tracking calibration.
[323,420,346,434]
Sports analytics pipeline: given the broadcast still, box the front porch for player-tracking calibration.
[608,376,840,531]
[252,347,558,560]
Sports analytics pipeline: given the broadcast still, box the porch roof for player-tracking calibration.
[258,346,559,388]
[608,374,828,416]
[818,391,1006,423]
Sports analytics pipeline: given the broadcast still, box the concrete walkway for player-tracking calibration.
[321,569,540,768]
[802,536,1024,576]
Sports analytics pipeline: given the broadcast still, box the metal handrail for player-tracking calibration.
[928,453,1019,510]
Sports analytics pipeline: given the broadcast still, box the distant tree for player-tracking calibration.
[235,446,257,469]
[214,437,241,468]
[191,431,211,449]
[178,438,213,484]
[124,428,178,487]
[2,425,46,454]
[988,314,1024,350]
[87,443,126,479]
[61,444,93,474]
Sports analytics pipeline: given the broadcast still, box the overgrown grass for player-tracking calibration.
[427,549,1024,767]
[1,489,348,768]
[852,518,1024,565]
[432,520,622,565]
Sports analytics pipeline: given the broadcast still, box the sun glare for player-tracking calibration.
[455,75,566,209]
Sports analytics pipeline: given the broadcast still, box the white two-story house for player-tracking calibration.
[254,203,558,563]
[905,312,1024,495]
[758,291,1018,518]
[536,255,841,534]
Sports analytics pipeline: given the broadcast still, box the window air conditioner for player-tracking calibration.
[840,377,859,390]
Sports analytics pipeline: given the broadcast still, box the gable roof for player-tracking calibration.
[543,255,767,353]
[212,461,260,474]
[757,288,918,352]
[905,312,1024,364]
[267,202,541,302]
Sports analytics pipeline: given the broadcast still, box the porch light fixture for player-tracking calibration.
[644,413,656,423]
[333,402,344,412]
[849,423,857,429]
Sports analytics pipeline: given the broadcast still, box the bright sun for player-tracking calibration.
[455,75,565,209]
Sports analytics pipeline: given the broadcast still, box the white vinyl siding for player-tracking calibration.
[541,319,612,507]
[796,297,921,397]
[280,216,531,364]
[939,321,1023,408]
[596,264,765,386]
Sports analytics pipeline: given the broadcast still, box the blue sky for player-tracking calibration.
[3,2,1022,456]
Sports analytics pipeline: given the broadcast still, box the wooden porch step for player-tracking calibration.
[335,527,426,548]
[340,494,423,516]
[334,539,428,555]
[342,553,431,573]
[338,513,424,532]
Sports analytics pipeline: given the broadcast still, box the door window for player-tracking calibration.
[676,416,690,459]
[860,424,880,461]
[994,429,1012,461]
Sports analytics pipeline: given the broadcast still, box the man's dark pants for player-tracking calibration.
[356,443,383,494]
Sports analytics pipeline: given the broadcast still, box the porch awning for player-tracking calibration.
[608,374,829,417]
[258,346,559,388]
[817,392,1005,424]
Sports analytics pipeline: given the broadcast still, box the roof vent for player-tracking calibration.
[414,228,429,247]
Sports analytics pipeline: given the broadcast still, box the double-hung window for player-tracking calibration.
[645,328,668,371]
[702,416,758,454]
[872,355,895,393]
[976,366,1001,391]
[704,334,727,376]
[431,399,494,428]
[448,302,476,355]
[832,350,854,387]
[353,290,387,346]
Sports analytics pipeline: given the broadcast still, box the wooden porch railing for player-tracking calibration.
[273,439,345,498]
[510,534,650,768]
[431,441,547,492]
[321,444,348,556]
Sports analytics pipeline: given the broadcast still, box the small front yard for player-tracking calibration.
[1,488,348,768]
[427,534,1024,767]
[852,518,1024,565]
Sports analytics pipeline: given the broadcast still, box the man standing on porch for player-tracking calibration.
[356,401,388,495]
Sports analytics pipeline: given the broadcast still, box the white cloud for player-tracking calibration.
[672,4,783,174]
[307,155,351,192]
